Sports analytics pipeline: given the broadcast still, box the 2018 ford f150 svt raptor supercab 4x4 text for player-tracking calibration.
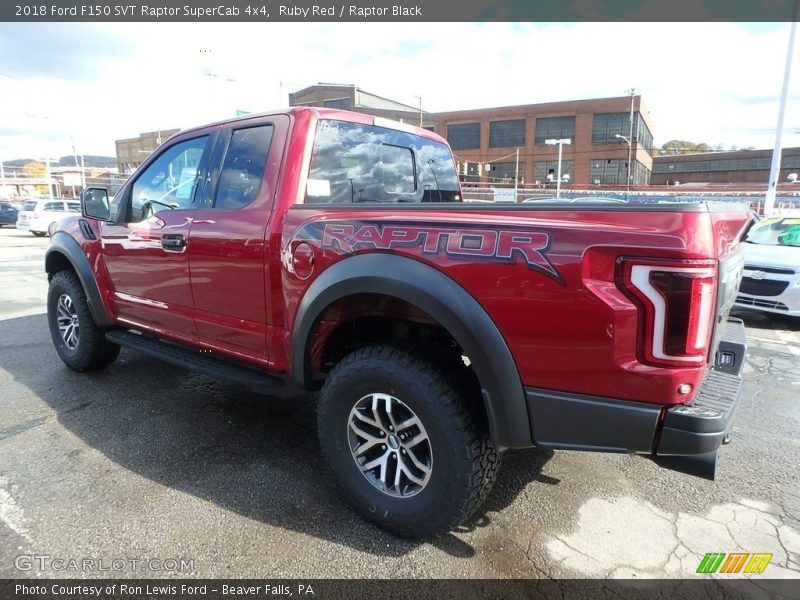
[44,108,750,538]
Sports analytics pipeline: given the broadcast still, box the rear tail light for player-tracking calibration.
[617,259,718,367]
[33,212,41,219]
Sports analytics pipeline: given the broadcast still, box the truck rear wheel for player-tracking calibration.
[317,346,499,538]
[47,270,120,371]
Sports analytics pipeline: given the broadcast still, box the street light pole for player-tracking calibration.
[545,138,572,199]
[765,5,798,216]
[615,133,633,197]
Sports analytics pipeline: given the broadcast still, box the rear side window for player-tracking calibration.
[67,203,80,212]
[23,201,37,211]
[304,120,461,204]
[44,202,63,211]
[213,124,274,209]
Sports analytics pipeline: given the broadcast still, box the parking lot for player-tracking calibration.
[0,225,798,579]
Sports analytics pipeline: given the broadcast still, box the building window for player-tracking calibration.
[783,155,800,169]
[590,158,627,185]
[632,161,651,185]
[635,113,654,152]
[489,119,525,148]
[534,160,574,184]
[593,112,654,151]
[486,161,521,182]
[447,123,481,150]
[592,113,629,144]
[323,98,351,109]
[535,116,575,145]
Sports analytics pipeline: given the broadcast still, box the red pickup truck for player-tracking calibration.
[45,108,750,538]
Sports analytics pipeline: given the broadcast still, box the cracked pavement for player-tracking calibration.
[0,227,799,580]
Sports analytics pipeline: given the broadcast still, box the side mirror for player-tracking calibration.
[82,187,111,221]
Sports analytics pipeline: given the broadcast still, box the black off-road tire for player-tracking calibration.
[47,270,120,371]
[317,346,499,539]
[32,231,47,237]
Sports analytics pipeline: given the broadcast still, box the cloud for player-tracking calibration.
[0,23,134,82]
[0,22,797,161]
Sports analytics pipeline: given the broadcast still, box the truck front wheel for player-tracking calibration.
[47,270,120,371]
[317,346,499,538]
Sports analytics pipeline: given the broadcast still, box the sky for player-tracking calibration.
[0,21,798,163]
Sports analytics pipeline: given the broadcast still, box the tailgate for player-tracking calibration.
[707,208,750,371]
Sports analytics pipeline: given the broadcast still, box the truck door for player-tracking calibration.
[100,132,217,338]
[186,115,290,363]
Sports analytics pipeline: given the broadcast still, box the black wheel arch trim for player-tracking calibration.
[45,232,113,329]
[291,253,532,450]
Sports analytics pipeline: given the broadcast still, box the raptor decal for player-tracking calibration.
[298,221,563,283]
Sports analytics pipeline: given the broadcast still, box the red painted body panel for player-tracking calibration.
[278,206,749,406]
[68,107,750,410]
[101,210,196,337]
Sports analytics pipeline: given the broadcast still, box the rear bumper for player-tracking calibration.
[526,318,747,479]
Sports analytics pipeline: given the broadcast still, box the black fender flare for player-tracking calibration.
[45,232,113,329]
[291,253,532,449]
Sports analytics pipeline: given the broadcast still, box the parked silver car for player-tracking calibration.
[735,215,800,317]
[15,198,80,237]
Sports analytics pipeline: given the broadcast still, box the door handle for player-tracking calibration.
[161,234,186,250]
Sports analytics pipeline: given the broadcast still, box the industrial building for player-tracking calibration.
[435,95,654,187]
[116,128,180,175]
[289,83,436,130]
[651,147,800,185]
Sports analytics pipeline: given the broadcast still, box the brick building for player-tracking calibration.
[651,147,800,185]
[435,95,655,187]
[116,129,181,175]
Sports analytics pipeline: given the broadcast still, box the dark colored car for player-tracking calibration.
[0,201,18,227]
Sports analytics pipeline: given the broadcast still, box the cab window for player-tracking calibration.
[212,125,274,209]
[305,120,461,204]
[130,136,210,222]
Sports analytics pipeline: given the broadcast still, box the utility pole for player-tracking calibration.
[514,148,520,201]
[765,3,798,216]
[626,87,635,193]
[44,155,53,200]
[71,137,81,197]
[413,95,423,127]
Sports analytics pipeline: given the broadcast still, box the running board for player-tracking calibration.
[105,329,283,388]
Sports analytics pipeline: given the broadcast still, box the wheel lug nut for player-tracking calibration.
[382,445,386,450]
[389,426,393,431]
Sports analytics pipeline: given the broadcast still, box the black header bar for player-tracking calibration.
[2,0,798,22]
[2,578,798,600]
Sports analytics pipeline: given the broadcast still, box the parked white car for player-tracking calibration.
[15,198,80,237]
[735,216,800,317]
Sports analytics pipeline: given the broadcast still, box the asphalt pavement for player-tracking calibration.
[0,226,798,579]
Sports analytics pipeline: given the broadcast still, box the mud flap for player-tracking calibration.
[651,450,718,481]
